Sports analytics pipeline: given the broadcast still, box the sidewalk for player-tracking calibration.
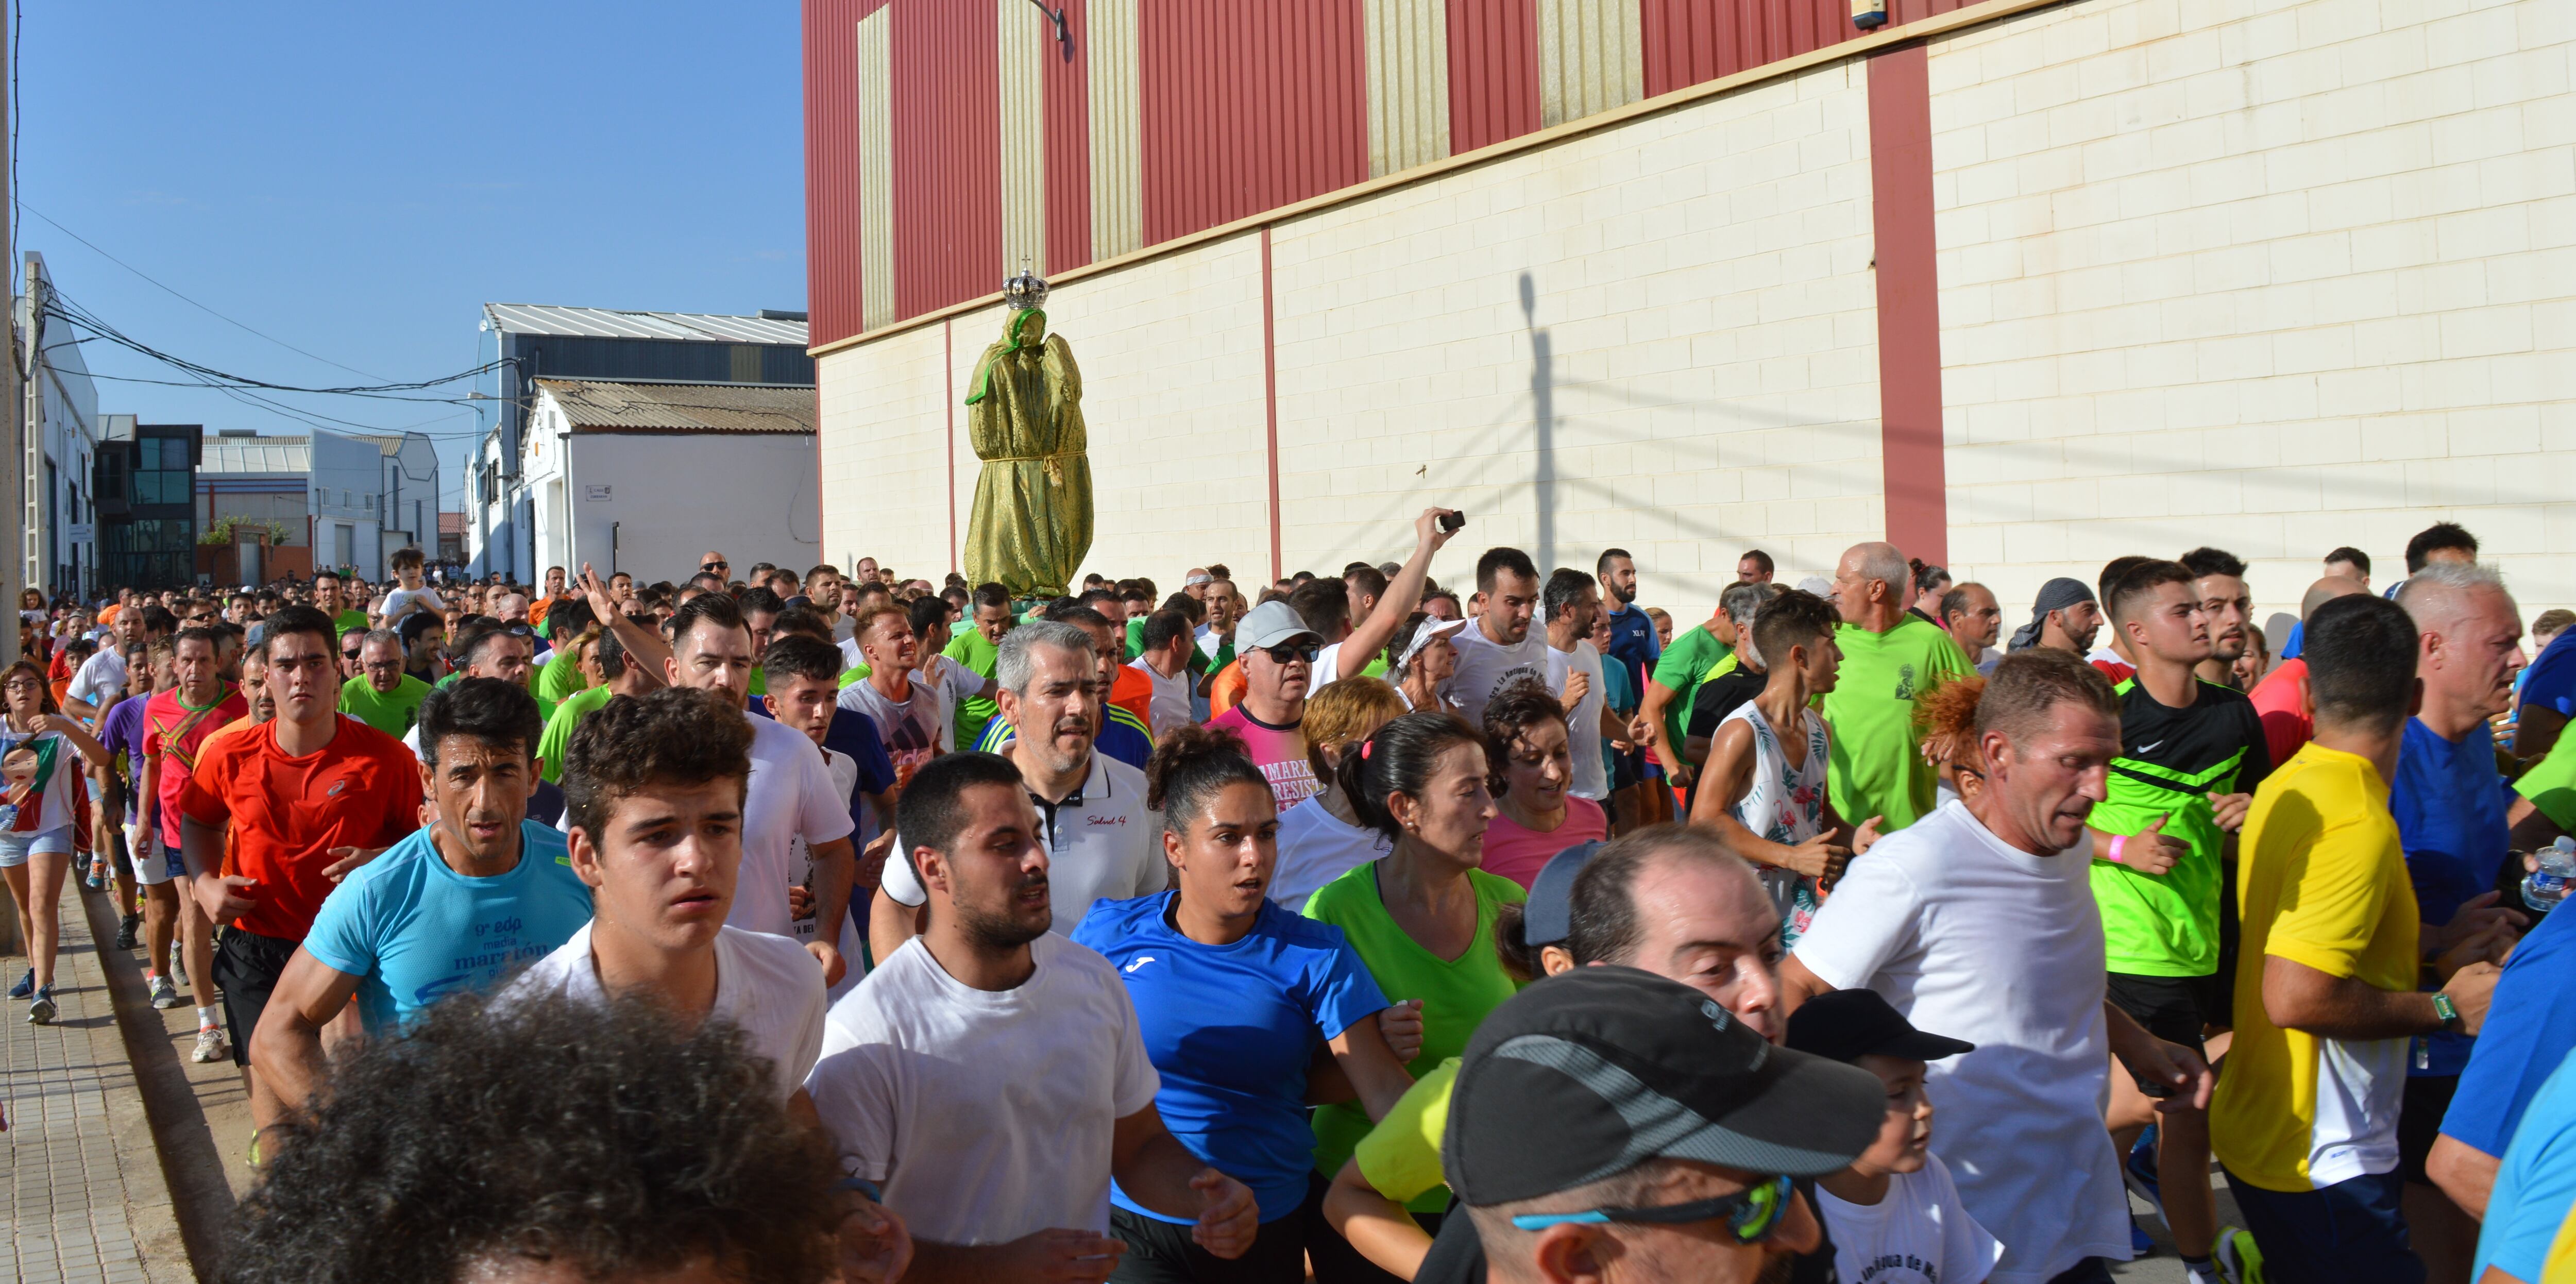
[3,878,193,1284]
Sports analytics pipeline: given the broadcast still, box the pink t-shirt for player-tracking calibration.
[1479,797,1610,889]
[1208,705,1322,813]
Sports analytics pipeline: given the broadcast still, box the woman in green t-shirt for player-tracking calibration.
[1302,710,1521,1282]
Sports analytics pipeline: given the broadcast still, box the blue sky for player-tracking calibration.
[20,2,808,508]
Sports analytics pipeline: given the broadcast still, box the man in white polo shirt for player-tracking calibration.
[870,619,1164,958]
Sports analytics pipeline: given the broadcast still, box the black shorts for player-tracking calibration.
[213,926,298,1068]
[1108,1206,1305,1284]
[2397,1073,2458,1186]
[2106,972,2220,1088]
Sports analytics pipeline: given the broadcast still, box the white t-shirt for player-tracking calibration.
[732,712,860,948]
[880,752,1164,937]
[805,932,1161,1244]
[921,655,984,751]
[1448,620,1555,727]
[1127,656,1192,740]
[1814,1152,2003,1284]
[68,649,127,713]
[380,585,447,625]
[1789,800,2127,1284]
[1270,795,1389,913]
[510,921,827,1100]
[838,674,948,791]
[1546,639,1610,801]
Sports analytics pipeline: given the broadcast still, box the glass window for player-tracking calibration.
[159,438,189,469]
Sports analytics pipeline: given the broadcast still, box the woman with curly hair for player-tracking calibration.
[1475,683,1609,889]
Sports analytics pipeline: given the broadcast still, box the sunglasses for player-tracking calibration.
[1511,1174,1793,1243]
[701,561,730,572]
[342,647,364,661]
[1259,643,1323,664]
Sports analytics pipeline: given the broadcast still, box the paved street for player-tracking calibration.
[3,879,194,1284]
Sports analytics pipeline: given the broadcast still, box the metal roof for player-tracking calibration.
[533,379,817,435]
[196,434,312,475]
[483,303,810,346]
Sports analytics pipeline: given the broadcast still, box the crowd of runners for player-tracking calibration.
[10,513,2576,1284]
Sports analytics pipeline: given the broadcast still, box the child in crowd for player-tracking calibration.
[1788,988,2003,1284]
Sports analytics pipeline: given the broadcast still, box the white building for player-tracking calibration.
[358,431,442,565]
[521,378,821,582]
[21,252,99,599]
[197,429,393,580]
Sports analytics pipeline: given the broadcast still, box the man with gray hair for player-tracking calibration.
[869,620,1164,957]
[1679,581,1782,774]
[338,629,433,738]
[1825,541,1973,832]
[2385,560,2533,1277]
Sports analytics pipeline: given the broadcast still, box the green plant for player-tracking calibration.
[199,516,292,547]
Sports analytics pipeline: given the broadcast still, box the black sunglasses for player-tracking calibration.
[1259,643,1323,664]
[701,560,729,572]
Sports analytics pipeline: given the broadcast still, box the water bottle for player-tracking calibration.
[2524,836,2576,913]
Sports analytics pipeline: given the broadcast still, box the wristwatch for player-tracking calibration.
[2432,991,2462,1032]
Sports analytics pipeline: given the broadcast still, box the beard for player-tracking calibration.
[956,873,1052,951]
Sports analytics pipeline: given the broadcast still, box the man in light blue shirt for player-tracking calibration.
[248,677,592,1115]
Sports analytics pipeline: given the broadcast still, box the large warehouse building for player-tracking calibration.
[803,0,2574,625]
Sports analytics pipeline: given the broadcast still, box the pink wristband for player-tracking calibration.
[2108,835,2127,865]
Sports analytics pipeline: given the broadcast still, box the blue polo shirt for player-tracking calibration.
[1074,893,1388,1223]
[2442,899,2576,1158]
[302,820,592,1034]
[2390,715,2513,1076]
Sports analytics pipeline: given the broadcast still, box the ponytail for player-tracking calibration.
[1337,710,1486,841]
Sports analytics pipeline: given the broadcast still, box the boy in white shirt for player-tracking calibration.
[511,684,829,1108]
[1788,989,2003,1284]
[377,546,447,629]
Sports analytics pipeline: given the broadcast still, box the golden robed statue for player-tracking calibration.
[961,271,1092,599]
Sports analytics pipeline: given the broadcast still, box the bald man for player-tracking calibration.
[1821,541,1973,832]
[2247,575,2369,766]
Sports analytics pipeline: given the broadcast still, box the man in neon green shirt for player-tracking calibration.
[534,630,650,783]
[1823,542,1972,832]
[338,631,433,737]
[1639,600,1739,787]
[943,584,1013,750]
[313,571,369,639]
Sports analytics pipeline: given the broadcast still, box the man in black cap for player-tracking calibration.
[2002,577,2102,667]
[1788,990,2001,1284]
[1447,967,1885,1284]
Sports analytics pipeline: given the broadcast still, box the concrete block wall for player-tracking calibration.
[1929,0,2576,623]
[1268,62,1883,620]
[817,324,950,580]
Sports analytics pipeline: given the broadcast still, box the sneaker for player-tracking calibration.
[2126,1123,2162,1208]
[193,1023,230,1063]
[2130,1214,2156,1256]
[171,957,187,989]
[7,968,29,1000]
[115,913,141,951]
[27,985,56,1024]
[2215,1227,2264,1283]
[149,973,182,1009]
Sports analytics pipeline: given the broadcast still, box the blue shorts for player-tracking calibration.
[2221,1165,2424,1284]
[0,825,74,868]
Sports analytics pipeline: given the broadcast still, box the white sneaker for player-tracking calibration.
[193,1023,230,1063]
[149,973,182,1009]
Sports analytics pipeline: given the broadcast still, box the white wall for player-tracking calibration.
[1929,0,2576,623]
[558,433,825,582]
[308,431,384,577]
[817,0,2576,630]
[820,57,1880,623]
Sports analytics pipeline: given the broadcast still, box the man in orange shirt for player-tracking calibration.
[180,604,422,1136]
[139,628,246,1062]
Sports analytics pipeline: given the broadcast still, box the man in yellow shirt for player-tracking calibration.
[2210,593,2506,1283]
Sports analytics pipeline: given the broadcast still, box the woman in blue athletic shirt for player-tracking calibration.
[1075,724,1418,1284]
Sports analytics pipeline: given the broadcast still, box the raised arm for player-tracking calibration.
[1342,508,1460,670]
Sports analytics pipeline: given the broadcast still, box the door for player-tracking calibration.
[334,522,355,571]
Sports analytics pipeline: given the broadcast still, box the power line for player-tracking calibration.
[42,289,504,399]
[19,202,395,381]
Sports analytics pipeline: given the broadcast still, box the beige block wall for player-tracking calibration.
[1269,62,1882,623]
[818,324,949,577]
[1929,0,2576,626]
[818,56,1882,626]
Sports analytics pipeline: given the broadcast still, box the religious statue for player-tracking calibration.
[961,268,1093,599]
